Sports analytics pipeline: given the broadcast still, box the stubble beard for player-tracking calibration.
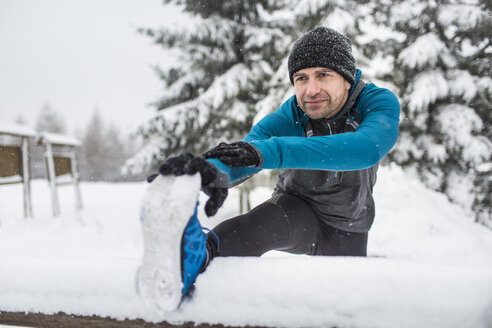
[300,93,346,120]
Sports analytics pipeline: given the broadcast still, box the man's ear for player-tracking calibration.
[344,79,351,90]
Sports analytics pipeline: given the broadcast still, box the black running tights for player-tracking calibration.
[206,193,368,259]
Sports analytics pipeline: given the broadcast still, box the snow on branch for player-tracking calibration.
[476,76,492,96]
[148,18,238,62]
[157,69,206,104]
[356,14,405,45]
[244,25,288,50]
[448,70,477,102]
[438,3,485,31]
[392,131,424,162]
[320,7,356,33]
[407,70,448,114]
[416,135,448,164]
[436,104,491,163]
[200,63,248,106]
[388,0,427,28]
[122,136,163,174]
[292,0,347,16]
[398,33,449,69]
[256,1,295,23]
[134,62,262,152]
[126,100,203,172]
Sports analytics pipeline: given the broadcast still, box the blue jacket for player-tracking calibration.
[209,69,400,184]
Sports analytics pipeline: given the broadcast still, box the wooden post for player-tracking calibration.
[45,142,60,216]
[21,136,33,218]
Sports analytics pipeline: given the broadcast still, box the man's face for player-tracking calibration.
[293,67,351,120]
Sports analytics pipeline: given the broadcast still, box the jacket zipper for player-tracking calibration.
[325,122,338,179]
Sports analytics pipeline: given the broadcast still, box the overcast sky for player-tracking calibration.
[0,0,185,135]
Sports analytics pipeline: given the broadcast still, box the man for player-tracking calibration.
[138,27,400,310]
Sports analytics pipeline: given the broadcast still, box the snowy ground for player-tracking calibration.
[0,165,491,328]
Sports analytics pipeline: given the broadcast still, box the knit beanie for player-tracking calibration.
[288,27,356,85]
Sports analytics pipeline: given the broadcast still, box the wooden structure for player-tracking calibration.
[36,132,82,216]
[0,122,36,219]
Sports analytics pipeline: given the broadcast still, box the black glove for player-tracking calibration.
[203,142,261,167]
[148,153,228,217]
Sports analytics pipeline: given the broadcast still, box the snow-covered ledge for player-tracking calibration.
[35,131,81,147]
[0,121,37,138]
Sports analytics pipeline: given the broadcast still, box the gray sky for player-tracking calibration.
[0,0,184,134]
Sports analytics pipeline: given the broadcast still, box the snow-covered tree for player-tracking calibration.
[80,110,142,182]
[80,110,106,181]
[35,102,66,134]
[365,0,491,226]
[126,0,296,173]
[14,114,27,125]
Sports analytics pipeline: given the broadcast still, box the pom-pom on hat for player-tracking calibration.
[288,27,356,85]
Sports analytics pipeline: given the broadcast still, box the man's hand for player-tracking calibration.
[149,153,228,217]
[203,142,261,167]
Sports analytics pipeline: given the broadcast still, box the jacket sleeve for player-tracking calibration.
[249,86,400,171]
[206,96,302,185]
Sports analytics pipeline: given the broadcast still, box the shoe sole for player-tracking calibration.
[137,173,201,312]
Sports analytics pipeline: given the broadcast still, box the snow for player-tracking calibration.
[438,2,484,31]
[389,0,428,27]
[407,70,448,115]
[320,7,356,34]
[448,69,477,101]
[398,33,448,69]
[1,165,492,328]
[436,103,490,163]
[446,171,476,212]
[0,122,37,138]
[157,69,207,104]
[199,63,252,110]
[0,175,23,185]
[36,131,81,147]
[415,135,447,164]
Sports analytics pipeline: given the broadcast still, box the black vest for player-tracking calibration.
[272,80,378,233]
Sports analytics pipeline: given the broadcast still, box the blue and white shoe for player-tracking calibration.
[137,173,208,311]
[181,203,208,296]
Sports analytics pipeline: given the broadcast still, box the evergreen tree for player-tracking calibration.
[80,110,106,181]
[80,110,139,182]
[126,0,295,173]
[365,0,491,226]
[15,115,27,125]
[35,102,66,134]
[102,124,133,181]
